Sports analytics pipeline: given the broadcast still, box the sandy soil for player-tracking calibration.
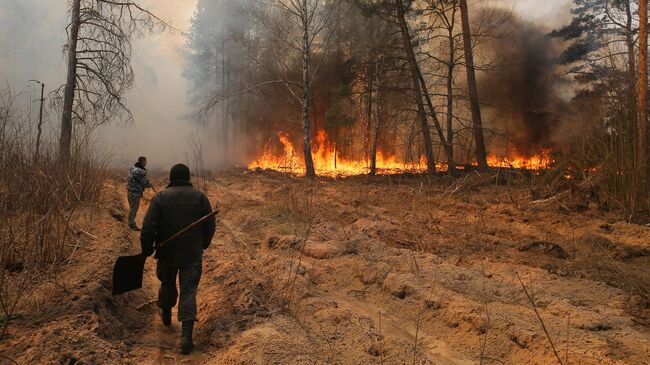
[2,169,649,364]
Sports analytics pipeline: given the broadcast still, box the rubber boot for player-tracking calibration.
[180,321,194,355]
[161,308,171,326]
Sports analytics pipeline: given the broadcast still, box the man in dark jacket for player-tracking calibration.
[126,156,152,231]
[140,164,216,355]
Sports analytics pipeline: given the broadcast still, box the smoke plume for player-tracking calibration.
[481,20,566,156]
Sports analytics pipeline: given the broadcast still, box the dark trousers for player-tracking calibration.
[156,260,202,322]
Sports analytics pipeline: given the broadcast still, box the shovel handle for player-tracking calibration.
[155,207,219,249]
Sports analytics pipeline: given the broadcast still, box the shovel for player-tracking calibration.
[111,207,219,296]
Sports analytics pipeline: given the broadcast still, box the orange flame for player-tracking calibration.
[248,131,552,176]
[486,149,553,170]
[248,132,300,172]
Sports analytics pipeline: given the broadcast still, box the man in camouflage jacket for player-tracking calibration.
[126,156,152,230]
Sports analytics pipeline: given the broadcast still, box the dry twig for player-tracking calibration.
[516,272,564,365]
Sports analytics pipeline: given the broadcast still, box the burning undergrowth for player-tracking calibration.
[241,9,566,177]
[248,129,553,176]
[248,130,430,176]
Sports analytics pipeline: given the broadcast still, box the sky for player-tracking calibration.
[0,0,572,170]
[496,0,574,29]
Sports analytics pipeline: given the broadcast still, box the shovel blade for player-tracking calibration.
[112,254,147,296]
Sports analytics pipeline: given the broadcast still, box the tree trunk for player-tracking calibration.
[638,0,648,208]
[35,82,45,163]
[225,54,231,164]
[459,0,488,170]
[446,11,456,176]
[625,0,637,129]
[302,0,316,177]
[395,0,436,175]
[221,37,227,166]
[417,71,453,173]
[365,64,373,165]
[59,0,81,160]
[214,42,220,165]
[370,60,381,176]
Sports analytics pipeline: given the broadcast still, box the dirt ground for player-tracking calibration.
[2,169,649,364]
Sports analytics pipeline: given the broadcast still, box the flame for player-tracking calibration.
[248,132,300,172]
[485,149,553,170]
[248,131,552,176]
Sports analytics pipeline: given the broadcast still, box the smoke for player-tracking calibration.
[0,0,66,86]
[480,18,567,156]
[0,0,199,171]
[0,0,573,170]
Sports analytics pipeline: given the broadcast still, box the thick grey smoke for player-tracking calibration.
[476,0,573,156]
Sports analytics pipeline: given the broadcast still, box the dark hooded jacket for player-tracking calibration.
[140,180,216,266]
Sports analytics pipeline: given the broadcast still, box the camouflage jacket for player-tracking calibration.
[126,164,151,195]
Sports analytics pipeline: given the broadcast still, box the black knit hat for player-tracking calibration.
[169,164,190,182]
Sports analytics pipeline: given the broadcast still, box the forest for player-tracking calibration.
[0,0,649,364]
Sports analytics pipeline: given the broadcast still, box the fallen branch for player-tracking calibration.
[531,191,569,205]
[440,171,479,198]
[531,173,602,205]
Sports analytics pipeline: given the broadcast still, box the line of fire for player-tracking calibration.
[248,130,553,176]
[198,3,572,180]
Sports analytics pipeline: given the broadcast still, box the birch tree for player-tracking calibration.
[269,0,339,177]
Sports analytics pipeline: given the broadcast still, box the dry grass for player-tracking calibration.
[0,87,108,338]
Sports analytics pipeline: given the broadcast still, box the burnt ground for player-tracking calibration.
[2,169,649,364]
